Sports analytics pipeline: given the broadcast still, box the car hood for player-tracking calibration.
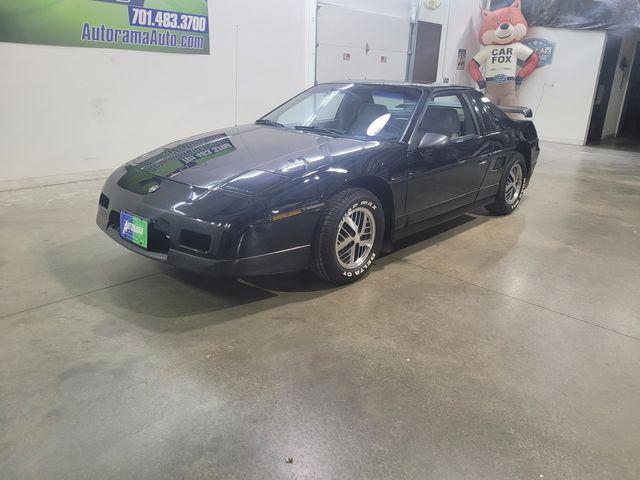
[127,124,382,190]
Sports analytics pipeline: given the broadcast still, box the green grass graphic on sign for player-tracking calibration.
[0,0,210,55]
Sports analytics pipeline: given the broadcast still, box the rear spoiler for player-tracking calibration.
[498,105,533,118]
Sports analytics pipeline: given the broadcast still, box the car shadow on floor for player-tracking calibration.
[86,270,340,333]
[44,233,340,331]
[382,209,491,260]
[46,211,492,332]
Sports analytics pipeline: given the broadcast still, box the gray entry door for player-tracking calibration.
[411,21,442,84]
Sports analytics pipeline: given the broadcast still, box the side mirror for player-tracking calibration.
[418,132,450,150]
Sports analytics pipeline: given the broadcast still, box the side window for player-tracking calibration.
[418,94,477,140]
[468,95,500,133]
[369,89,421,139]
[484,100,512,129]
[481,105,500,132]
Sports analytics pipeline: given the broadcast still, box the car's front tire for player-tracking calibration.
[311,188,385,284]
[487,152,527,215]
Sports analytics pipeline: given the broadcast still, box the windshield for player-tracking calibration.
[260,83,423,141]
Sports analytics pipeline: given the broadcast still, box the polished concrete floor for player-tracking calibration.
[1,142,639,479]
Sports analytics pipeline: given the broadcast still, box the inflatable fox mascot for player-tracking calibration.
[468,0,539,105]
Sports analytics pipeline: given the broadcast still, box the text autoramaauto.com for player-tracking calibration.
[81,22,206,50]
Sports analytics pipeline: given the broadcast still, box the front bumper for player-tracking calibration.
[100,221,310,276]
[96,166,318,277]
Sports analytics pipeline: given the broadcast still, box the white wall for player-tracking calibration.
[319,0,412,18]
[0,0,310,182]
[427,1,608,145]
[516,28,606,145]
[603,30,640,138]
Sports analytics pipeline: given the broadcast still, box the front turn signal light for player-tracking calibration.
[271,209,303,222]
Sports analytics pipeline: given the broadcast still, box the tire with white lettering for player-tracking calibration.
[487,152,527,215]
[311,188,384,284]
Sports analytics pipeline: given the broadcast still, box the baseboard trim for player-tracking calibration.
[538,136,585,146]
[0,170,110,193]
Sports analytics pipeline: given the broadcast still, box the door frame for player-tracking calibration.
[617,40,640,137]
[587,32,623,144]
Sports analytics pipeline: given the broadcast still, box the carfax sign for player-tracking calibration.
[0,0,210,55]
[521,38,555,68]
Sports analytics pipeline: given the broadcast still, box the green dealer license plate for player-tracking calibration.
[119,211,148,249]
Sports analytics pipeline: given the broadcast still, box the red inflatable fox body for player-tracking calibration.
[468,0,539,105]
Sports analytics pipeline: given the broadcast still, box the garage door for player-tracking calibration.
[316,4,411,83]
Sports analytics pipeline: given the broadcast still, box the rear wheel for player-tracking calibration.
[311,188,384,284]
[487,152,527,215]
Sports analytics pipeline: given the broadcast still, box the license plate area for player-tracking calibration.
[119,210,149,249]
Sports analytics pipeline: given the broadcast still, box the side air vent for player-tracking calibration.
[179,230,212,253]
[493,156,507,171]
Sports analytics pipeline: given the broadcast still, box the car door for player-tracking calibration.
[405,91,488,225]
[466,92,515,201]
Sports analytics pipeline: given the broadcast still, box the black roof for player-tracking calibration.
[317,80,476,92]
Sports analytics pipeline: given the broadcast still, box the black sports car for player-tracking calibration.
[97,82,539,284]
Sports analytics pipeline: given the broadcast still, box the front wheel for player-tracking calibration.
[487,152,527,215]
[311,188,385,284]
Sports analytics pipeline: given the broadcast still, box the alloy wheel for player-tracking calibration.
[335,207,376,269]
[505,163,524,205]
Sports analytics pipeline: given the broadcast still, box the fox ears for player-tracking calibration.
[481,0,521,17]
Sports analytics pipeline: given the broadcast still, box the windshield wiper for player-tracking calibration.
[294,125,344,136]
[256,119,285,128]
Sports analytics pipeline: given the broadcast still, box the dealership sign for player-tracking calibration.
[0,0,210,55]
[521,38,555,68]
